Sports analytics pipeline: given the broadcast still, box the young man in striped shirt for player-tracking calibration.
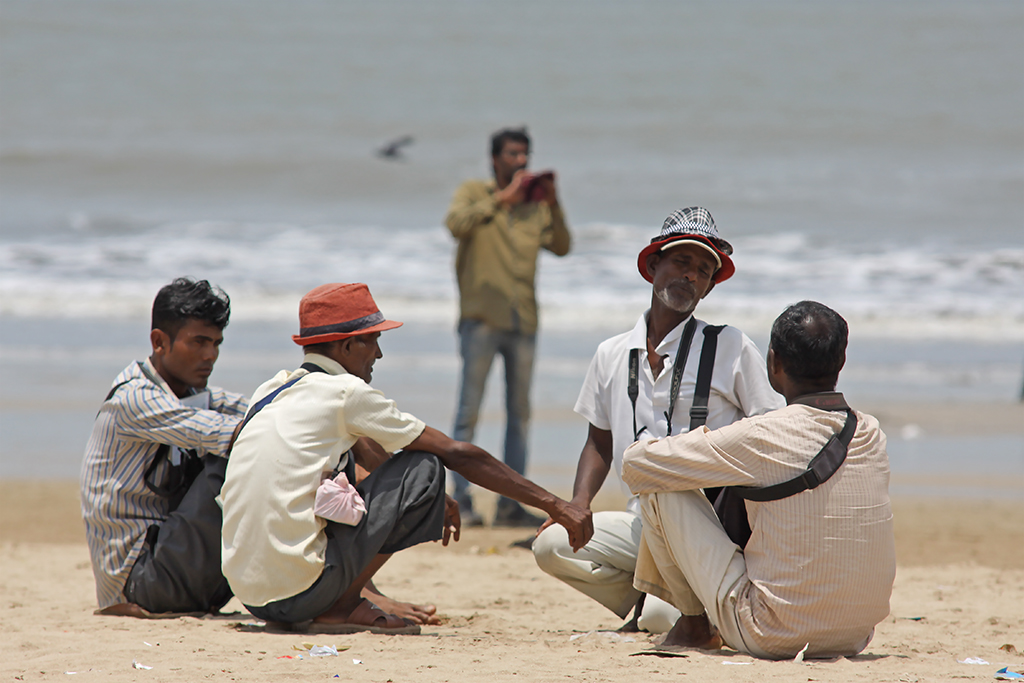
[81,278,247,617]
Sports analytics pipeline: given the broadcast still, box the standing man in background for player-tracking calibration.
[445,126,571,527]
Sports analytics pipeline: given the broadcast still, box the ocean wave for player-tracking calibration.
[1,218,1022,340]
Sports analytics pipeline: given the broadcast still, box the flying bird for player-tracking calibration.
[377,135,414,160]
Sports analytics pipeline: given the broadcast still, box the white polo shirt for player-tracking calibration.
[220,353,425,607]
[574,311,785,500]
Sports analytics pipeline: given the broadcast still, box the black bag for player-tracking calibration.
[143,444,205,512]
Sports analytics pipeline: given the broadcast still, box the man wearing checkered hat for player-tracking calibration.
[533,208,784,634]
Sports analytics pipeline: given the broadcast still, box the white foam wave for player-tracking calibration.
[1,218,1022,340]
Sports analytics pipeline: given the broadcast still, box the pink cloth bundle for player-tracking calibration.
[313,472,366,526]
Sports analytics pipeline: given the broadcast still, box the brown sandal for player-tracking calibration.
[308,598,421,635]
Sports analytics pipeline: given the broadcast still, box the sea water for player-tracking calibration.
[1,1,1022,492]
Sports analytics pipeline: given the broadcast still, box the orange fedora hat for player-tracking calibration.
[291,283,402,346]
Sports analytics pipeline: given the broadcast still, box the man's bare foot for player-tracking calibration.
[311,598,417,634]
[363,591,441,625]
[95,603,152,618]
[94,603,205,619]
[657,613,723,651]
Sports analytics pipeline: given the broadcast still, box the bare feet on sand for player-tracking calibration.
[308,598,419,634]
[656,613,723,651]
[363,589,441,625]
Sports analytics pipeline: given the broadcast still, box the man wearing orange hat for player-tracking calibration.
[532,208,783,635]
[220,283,592,633]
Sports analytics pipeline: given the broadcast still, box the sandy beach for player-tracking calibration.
[2,478,1022,683]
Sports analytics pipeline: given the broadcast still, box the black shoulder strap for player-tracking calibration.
[689,325,724,431]
[628,348,642,440]
[665,318,698,436]
[628,317,698,440]
[103,379,132,402]
[99,361,163,411]
[229,362,327,451]
[732,408,857,502]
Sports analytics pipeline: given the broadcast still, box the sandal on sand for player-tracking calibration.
[308,599,421,635]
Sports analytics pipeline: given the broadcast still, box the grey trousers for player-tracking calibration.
[246,451,447,624]
[124,454,233,613]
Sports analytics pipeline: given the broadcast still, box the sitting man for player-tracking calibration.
[533,207,783,633]
[81,277,247,616]
[622,301,896,659]
[220,283,592,633]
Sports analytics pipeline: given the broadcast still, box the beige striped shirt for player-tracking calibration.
[622,402,896,658]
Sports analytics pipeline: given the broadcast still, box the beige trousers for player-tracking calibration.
[636,490,770,658]
[533,510,680,634]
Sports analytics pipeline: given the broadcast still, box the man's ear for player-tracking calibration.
[645,253,660,277]
[765,347,783,393]
[335,337,354,360]
[150,328,170,356]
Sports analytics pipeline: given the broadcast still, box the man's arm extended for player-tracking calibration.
[570,424,613,507]
[406,426,593,550]
[537,423,611,535]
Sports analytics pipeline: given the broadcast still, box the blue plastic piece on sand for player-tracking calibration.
[996,667,1024,681]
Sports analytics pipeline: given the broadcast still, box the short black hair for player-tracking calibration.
[769,301,848,383]
[490,126,531,158]
[151,277,231,340]
[301,340,340,357]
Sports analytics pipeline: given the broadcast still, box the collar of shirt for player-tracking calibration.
[301,352,348,376]
[625,309,696,356]
[138,357,175,395]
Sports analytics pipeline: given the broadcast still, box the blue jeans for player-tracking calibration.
[451,319,536,512]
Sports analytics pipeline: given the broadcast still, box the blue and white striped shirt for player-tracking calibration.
[80,358,247,609]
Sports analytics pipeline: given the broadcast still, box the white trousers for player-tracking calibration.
[533,510,681,634]
[636,490,771,658]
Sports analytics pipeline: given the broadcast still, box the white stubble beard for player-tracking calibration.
[654,280,698,314]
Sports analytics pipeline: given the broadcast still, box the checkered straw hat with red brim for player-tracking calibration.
[636,207,735,284]
[291,283,402,346]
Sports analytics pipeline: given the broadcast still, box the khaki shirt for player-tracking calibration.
[446,178,570,333]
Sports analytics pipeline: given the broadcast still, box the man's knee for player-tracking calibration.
[533,523,571,575]
[393,450,446,500]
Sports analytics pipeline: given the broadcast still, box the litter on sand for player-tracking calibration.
[291,642,350,656]
[131,659,152,670]
[793,643,810,663]
[959,657,991,665]
[568,630,636,643]
[995,667,1024,681]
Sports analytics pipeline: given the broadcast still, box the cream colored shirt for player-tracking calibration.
[622,402,896,658]
[220,354,425,607]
